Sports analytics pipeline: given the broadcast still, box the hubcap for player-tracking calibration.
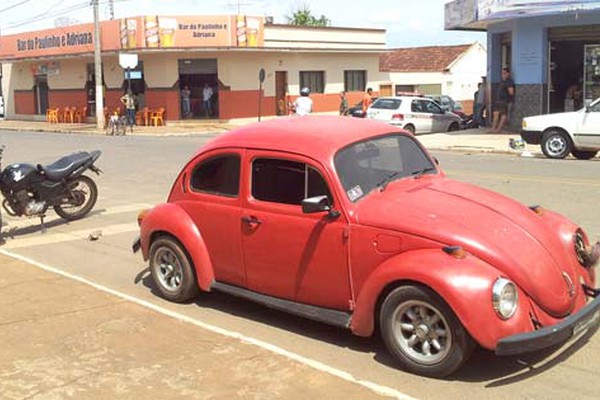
[546,135,567,156]
[392,300,452,365]
[154,247,183,291]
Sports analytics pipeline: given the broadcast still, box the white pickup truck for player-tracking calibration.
[521,97,600,159]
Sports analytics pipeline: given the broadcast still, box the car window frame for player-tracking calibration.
[188,151,242,199]
[247,152,336,210]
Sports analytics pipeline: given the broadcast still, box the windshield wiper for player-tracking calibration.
[411,167,436,179]
[376,172,399,192]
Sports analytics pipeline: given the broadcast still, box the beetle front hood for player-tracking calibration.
[354,176,577,317]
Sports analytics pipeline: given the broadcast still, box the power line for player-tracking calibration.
[3,1,91,30]
[0,0,33,15]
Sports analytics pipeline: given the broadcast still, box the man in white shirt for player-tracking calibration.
[202,83,214,117]
[293,87,313,116]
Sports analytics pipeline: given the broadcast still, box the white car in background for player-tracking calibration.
[521,98,600,159]
[366,96,461,134]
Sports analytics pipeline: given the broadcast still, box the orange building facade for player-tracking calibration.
[0,15,388,122]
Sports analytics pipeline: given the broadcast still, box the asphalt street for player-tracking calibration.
[1,130,599,400]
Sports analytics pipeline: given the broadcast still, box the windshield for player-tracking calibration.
[334,134,437,202]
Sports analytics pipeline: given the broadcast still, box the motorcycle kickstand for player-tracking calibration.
[39,214,47,234]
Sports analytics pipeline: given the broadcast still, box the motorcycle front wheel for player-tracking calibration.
[53,175,98,221]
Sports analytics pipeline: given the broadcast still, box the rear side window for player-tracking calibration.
[190,154,240,197]
[371,98,401,110]
[252,158,332,205]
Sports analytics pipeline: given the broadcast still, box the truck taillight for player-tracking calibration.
[392,113,404,121]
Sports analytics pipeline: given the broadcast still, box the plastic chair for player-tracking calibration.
[74,106,87,123]
[62,107,73,123]
[47,108,59,123]
[150,107,165,126]
[136,107,149,126]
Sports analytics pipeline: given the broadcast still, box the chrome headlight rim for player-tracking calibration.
[574,229,590,267]
[492,278,518,320]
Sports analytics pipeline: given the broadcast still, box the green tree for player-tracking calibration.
[286,6,330,27]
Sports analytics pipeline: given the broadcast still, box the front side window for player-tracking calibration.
[334,134,436,202]
[252,158,331,205]
[190,154,240,197]
[425,100,444,114]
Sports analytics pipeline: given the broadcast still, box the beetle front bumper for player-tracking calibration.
[495,286,600,356]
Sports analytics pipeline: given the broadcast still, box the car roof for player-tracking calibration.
[375,96,428,101]
[199,115,405,161]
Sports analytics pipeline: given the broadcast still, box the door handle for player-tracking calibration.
[241,215,262,226]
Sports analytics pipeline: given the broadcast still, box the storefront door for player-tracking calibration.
[34,75,49,115]
[275,71,288,116]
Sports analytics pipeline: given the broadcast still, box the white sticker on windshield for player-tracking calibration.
[347,185,364,201]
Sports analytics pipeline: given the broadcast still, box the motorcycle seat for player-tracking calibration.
[38,152,93,181]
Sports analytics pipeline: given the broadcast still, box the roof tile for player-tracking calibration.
[380,44,473,72]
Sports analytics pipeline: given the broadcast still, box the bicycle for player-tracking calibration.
[105,113,127,136]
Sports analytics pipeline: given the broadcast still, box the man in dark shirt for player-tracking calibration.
[492,67,515,133]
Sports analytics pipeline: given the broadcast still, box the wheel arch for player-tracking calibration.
[350,249,535,350]
[140,203,214,291]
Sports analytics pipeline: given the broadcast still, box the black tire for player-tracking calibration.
[53,175,98,221]
[571,150,598,160]
[149,236,199,303]
[404,124,416,135]
[447,122,460,132]
[379,285,475,378]
[541,129,572,159]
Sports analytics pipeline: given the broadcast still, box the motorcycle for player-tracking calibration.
[0,145,102,235]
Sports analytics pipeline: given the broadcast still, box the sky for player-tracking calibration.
[0,0,486,48]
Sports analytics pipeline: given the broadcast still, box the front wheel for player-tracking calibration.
[53,175,98,221]
[379,285,475,377]
[149,236,199,303]
[541,129,572,159]
[447,122,460,132]
[571,150,598,160]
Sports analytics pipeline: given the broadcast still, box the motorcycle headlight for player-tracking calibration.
[492,278,518,319]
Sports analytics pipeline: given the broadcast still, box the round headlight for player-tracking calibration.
[492,278,518,319]
[574,230,588,267]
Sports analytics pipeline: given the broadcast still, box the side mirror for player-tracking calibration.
[302,195,341,219]
[302,195,331,214]
[585,105,591,113]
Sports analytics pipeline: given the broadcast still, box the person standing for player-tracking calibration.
[339,91,349,116]
[120,90,136,127]
[181,86,191,118]
[202,83,214,117]
[473,81,486,127]
[492,67,515,133]
[293,87,313,116]
[362,87,373,116]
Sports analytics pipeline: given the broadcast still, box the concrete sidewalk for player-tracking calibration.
[0,117,537,156]
[0,252,389,399]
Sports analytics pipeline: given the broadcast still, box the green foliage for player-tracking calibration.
[286,6,330,27]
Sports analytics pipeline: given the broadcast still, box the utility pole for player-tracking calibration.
[93,0,105,129]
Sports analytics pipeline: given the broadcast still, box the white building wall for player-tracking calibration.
[219,51,388,96]
[442,43,487,101]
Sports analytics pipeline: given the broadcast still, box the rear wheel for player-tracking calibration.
[571,150,598,160]
[541,129,572,159]
[149,236,199,303]
[380,285,475,377]
[404,124,416,135]
[53,175,98,221]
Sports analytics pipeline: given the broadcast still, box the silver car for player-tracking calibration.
[366,96,461,134]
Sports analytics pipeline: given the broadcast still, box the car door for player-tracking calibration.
[424,99,449,132]
[178,150,245,286]
[241,151,351,311]
[577,101,600,147]
[410,99,433,133]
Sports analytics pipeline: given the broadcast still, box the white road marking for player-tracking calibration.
[0,249,418,400]
[1,223,138,249]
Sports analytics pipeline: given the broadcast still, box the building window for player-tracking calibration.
[300,71,325,93]
[252,158,332,205]
[190,154,241,197]
[344,70,366,92]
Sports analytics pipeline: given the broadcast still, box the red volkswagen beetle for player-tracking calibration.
[133,116,600,377]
